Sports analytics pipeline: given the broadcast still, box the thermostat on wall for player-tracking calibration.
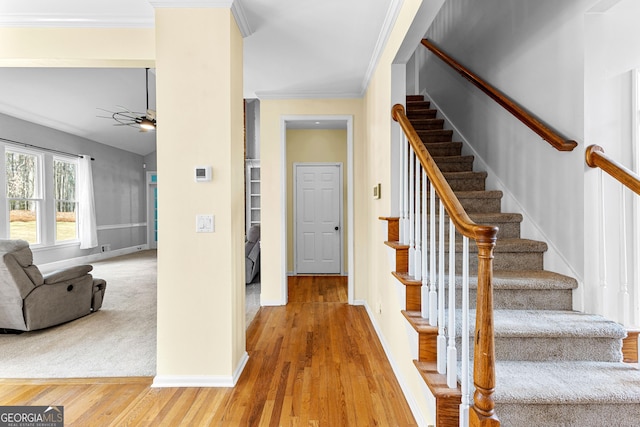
[195,166,212,182]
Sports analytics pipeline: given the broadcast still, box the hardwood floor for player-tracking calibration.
[0,276,417,426]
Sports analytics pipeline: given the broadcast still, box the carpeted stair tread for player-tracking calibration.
[493,361,640,404]
[455,310,626,339]
[447,269,577,290]
[491,310,627,339]
[490,270,578,290]
[453,238,547,253]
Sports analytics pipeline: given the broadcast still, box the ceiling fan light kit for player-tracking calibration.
[98,68,156,131]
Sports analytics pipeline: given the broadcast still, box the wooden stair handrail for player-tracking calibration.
[392,103,500,426]
[421,39,578,153]
[586,145,640,196]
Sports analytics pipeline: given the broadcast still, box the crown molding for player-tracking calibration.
[360,0,404,95]
[148,0,234,8]
[231,0,253,38]
[255,90,363,101]
[0,13,154,28]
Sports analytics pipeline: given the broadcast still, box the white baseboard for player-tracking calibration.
[362,301,428,427]
[39,244,150,273]
[152,352,249,388]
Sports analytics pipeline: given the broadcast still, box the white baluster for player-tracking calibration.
[402,135,410,245]
[459,236,470,427]
[409,149,415,276]
[620,185,630,325]
[598,170,608,314]
[447,219,457,388]
[429,184,437,326]
[414,162,422,280]
[437,201,446,374]
[399,130,405,243]
[421,171,429,319]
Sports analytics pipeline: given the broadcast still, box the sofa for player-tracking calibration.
[245,225,260,284]
[0,239,106,332]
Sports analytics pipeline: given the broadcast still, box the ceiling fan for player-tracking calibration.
[98,68,156,132]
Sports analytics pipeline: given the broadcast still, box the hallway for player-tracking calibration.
[0,276,417,426]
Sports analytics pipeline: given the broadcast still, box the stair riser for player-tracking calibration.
[433,157,474,172]
[407,109,437,119]
[456,337,623,363]
[418,130,453,142]
[423,143,462,157]
[495,403,640,427]
[422,219,520,240]
[452,196,501,213]
[444,288,574,311]
[445,176,486,192]
[407,101,431,109]
[452,252,544,273]
[411,120,445,130]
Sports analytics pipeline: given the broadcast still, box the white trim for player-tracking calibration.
[38,244,149,273]
[152,352,248,387]
[146,171,158,249]
[149,0,234,8]
[97,223,147,231]
[362,301,429,427]
[281,115,355,305]
[256,91,363,100]
[231,0,253,38]
[293,162,344,275]
[359,0,404,96]
[632,69,640,327]
[0,13,154,29]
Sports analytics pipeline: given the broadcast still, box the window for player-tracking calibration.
[54,157,78,242]
[5,149,42,244]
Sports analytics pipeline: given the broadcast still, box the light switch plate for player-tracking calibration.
[196,214,214,232]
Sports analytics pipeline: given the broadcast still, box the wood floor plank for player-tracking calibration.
[0,276,416,426]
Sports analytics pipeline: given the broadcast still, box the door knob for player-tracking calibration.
[334,226,339,231]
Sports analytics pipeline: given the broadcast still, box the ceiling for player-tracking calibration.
[0,0,397,156]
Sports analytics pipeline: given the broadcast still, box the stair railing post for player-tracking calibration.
[469,238,500,427]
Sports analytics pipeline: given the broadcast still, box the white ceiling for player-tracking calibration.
[0,0,397,156]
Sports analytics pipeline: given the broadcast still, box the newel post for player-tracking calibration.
[469,235,500,427]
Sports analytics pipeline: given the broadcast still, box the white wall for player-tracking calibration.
[585,0,640,326]
[419,0,591,284]
[417,0,640,325]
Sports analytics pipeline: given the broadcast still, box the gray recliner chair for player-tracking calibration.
[0,239,106,332]
[245,225,260,284]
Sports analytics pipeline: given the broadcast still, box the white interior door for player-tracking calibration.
[294,163,342,274]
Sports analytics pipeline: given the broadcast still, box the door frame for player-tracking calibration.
[293,162,344,275]
[146,171,157,249]
[280,115,355,305]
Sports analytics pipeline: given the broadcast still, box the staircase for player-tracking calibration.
[383,95,640,426]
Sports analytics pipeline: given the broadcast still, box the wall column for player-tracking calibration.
[152,4,246,386]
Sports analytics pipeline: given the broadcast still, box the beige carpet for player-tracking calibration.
[0,250,157,378]
[0,250,261,378]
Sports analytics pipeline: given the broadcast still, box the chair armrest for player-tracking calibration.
[43,265,93,284]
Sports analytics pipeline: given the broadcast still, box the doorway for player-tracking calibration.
[281,115,354,304]
[294,163,343,274]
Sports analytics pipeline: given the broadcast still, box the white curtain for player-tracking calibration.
[78,155,98,249]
